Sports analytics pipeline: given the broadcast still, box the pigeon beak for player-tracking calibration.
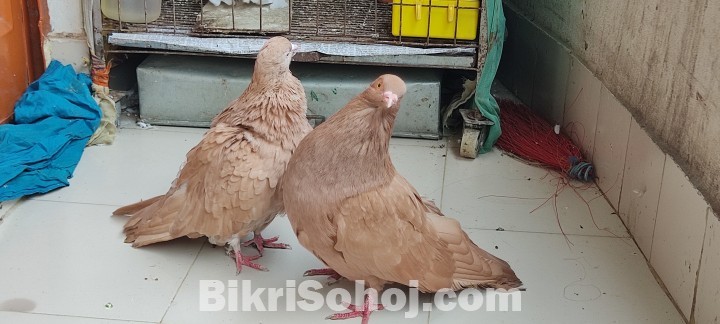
[383,91,399,108]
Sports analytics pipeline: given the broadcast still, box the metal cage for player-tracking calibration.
[98,0,488,70]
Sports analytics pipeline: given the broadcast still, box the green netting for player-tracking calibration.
[475,0,506,154]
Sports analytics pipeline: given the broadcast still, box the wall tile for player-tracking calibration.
[651,158,709,318]
[618,119,666,257]
[563,57,601,161]
[46,0,85,35]
[693,212,720,324]
[593,86,632,210]
[499,5,570,125]
[498,6,536,105]
[43,37,90,74]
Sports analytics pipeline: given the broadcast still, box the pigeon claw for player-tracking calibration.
[303,268,343,284]
[326,294,383,324]
[230,251,268,274]
[242,233,291,256]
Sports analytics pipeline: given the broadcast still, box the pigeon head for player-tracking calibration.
[366,74,407,110]
[256,36,298,71]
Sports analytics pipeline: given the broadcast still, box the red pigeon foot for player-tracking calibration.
[242,234,291,256]
[303,268,343,282]
[229,251,268,274]
[327,294,384,324]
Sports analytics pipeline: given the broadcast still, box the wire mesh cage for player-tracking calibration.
[101,0,486,69]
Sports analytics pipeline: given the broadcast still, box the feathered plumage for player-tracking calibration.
[282,74,521,322]
[114,37,312,273]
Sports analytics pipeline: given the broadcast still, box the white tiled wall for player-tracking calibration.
[43,0,90,73]
[618,119,666,256]
[46,0,85,34]
[559,56,715,323]
[563,59,601,161]
[592,86,631,210]
[693,214,720,324]
[43,37,90,73]
[503,38,717,322]
[651,158,709,318]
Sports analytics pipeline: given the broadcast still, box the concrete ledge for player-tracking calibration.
[137,55,442,138]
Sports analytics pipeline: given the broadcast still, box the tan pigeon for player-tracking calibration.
[114,36,312,273]
[282,74,522,322]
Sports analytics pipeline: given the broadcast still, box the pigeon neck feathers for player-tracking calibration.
[211,73,308,150]
[292,94,398,205]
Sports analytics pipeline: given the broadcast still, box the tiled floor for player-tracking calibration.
[0,126,685,323]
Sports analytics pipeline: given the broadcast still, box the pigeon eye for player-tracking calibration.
[376,83,382,88]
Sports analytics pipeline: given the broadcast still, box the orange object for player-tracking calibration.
[0,0,40,124]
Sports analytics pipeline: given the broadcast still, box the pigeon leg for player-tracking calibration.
[226,243,268,274]
[326,293,384,324]
[242,232,291,256]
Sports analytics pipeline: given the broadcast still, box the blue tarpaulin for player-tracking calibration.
[0,60,101,201]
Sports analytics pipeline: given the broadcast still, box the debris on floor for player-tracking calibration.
[87,55,118,146]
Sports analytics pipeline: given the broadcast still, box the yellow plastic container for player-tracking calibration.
[391,0,480,40]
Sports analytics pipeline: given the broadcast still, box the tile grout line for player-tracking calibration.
[615,116,634,222]
[688,206,711,324]
[119,127,208,135]
[648,154,668,260]
[2,311,157,323]
[461,227,632,239]
[438,138,450,209]
[425,303,432,324]
[589,82,602,163]
[29,198,125,208]
[159,240,207,323]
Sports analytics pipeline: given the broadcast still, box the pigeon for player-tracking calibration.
[282,74,522,322]
[114,36,311,273]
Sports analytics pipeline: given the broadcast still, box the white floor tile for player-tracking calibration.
[0,311,149,324]
[0,199,20,220]
[446,133,462,149]
[0,200,203,322]
[162,217,431,324]
[429,230,685,324]
[442,149,628,237]
[0,128,684,324]
[32,128,203,207]
[145,126,209,134]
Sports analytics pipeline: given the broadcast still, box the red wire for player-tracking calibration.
[495,100,587,176]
